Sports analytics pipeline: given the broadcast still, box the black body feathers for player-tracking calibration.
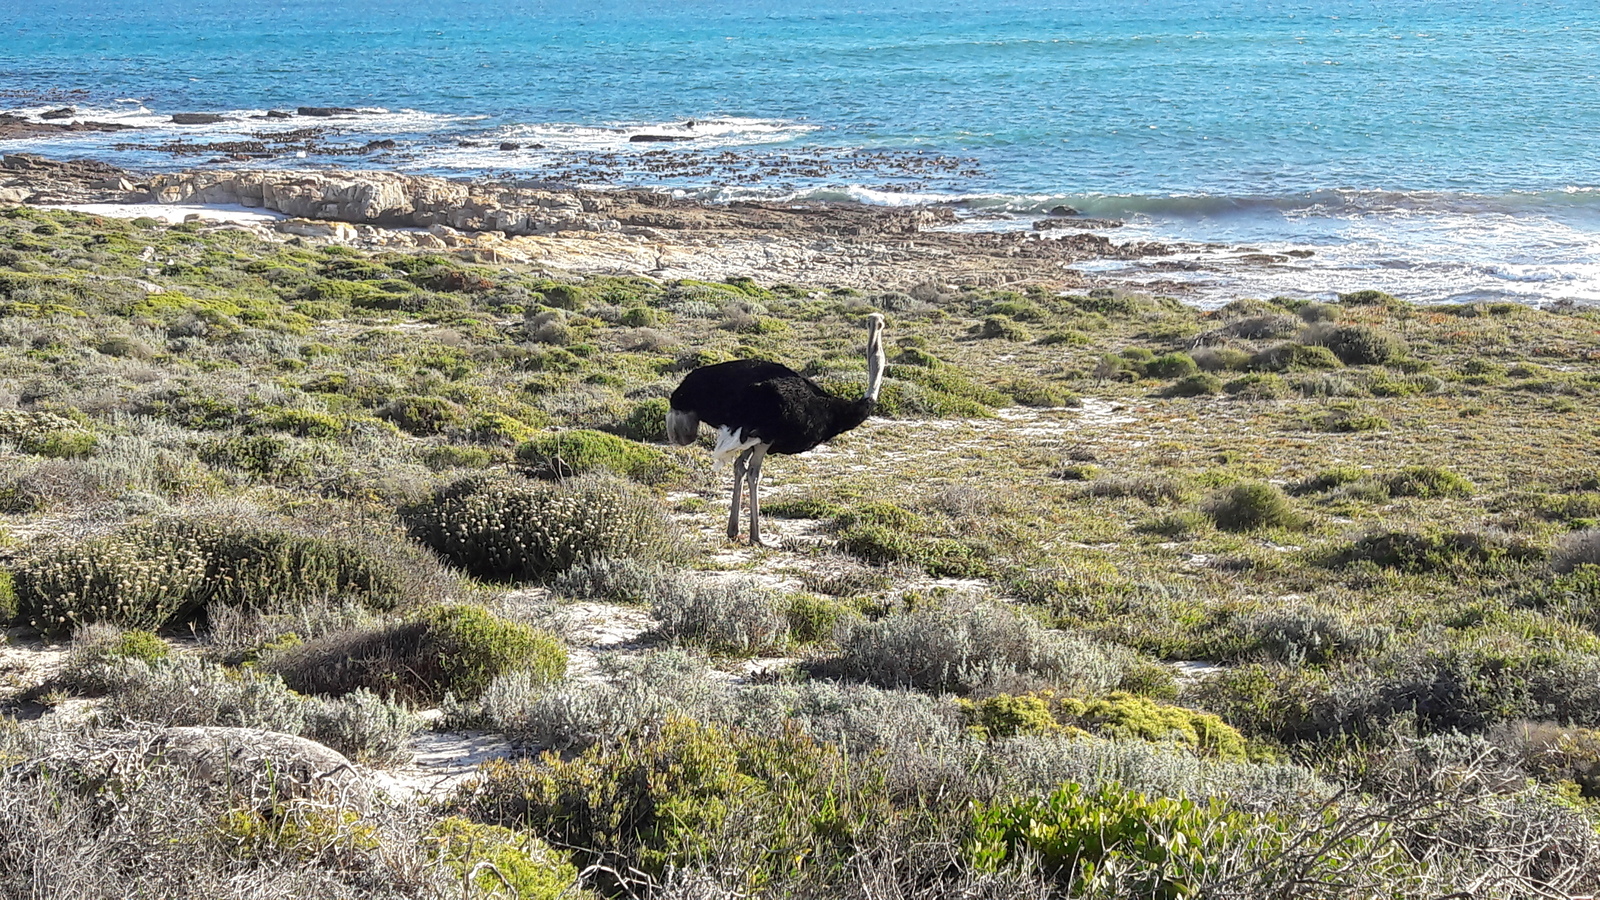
[669,359,876,455]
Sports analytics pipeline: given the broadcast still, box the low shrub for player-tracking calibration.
[785,593,860,645]
[267,603,566,703]
[427,817,586,900]
[1241,603,1391,666]
[516,429,675,483]
[1203,482,1307,532]
[1145,352,1199,379]
[453,717,886,893]
[101,655,307,733]
[960,692,1060,738]
[970,782,1249,896]
[1333,529,1542,573]
[0,569,15,624]
[1384,465,1474,499]
[1162,372,1223,397]
[976,315,1033,341]
[653,578,790,656]
[829,595,1134,695]
[379,395,466,436]
[1053,693,1247,759]
[606,398,671,443]
[302,688,423,767]
[550,556,679,604]
[405,473,681,582]
[1224,372,1290,400]
[0,409,98,459]
[1314,324,1407,365]
[1250,343,1342,372]
[1553,530,1600,574]
[15,531,208,635]
[1288,466,1367,495]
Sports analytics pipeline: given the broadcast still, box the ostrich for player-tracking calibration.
[667,313,887,545]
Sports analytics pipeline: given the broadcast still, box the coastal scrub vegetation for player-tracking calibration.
[4,207,1600,896]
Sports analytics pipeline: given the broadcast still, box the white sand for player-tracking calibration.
[41,202,287,225]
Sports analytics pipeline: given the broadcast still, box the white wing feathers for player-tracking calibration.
[710,426,762,471]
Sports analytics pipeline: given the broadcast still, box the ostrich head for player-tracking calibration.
[865,313,887,402]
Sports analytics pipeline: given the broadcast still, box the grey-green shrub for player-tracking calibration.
[831,595,1134,695]
[653,577,791,656]
[101,655,306,733]
[1552,530,1600,574]
[550,556,678,604]
[302,688,422,766]
[405,473,681,582]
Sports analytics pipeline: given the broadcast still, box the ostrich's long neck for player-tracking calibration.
[864,320,887,403]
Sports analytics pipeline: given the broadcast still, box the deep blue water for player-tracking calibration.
[4,0,1599,303]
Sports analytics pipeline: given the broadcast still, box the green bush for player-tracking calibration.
[16,532,208,635]
[1250,343,1342,372]
[107,629,170,665]
[428,818,586,900]
[517,429,675,483]
[607,398,671,443]
[1333,529,1543,573]
[1203,482,1307,532]
[201,434,322,479]
[0,409,98,458]
[1163,373,1223,397]
[785,593,859,644]
[1384,465,1474,499]
[1289,466,1367,495]
[1224,372,1290,400]
[15,518,431,635]
[970,783,1249,897]
[0,569,15,625]
[619,306,664,327]
[1145,352,1199,379]
[405,474,681,582]
[380,395,466,436]
[1338,289,1402,308]
[270,603,566,703]
[976,315,1033,341]
[959,692,1060,738]
[1055,692,1247,759]
[1316,324,1406,365]
[454,717,882,892]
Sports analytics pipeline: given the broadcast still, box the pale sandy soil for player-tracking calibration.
[39,202,287,224]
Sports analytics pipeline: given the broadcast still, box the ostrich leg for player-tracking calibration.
[745,444,770,546]
[728,447,753,540]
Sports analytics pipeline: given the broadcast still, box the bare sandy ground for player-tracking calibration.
[40,202,287,224]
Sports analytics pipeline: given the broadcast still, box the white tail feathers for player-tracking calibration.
[666,408,700,446]
[710,426,762,471]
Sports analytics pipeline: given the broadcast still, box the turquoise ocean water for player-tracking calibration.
[3,0,1599,304]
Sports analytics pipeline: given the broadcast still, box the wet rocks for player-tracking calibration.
[630,134,695,142]
[170,113,227,125]
[296,106,360,117]
[39,107,75,120]
[0,113,135,140]
[1034,216,1124,230]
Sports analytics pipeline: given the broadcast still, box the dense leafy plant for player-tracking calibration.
[405,473,681,582]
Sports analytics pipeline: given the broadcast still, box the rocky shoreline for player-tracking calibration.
[0,152,1184,290]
